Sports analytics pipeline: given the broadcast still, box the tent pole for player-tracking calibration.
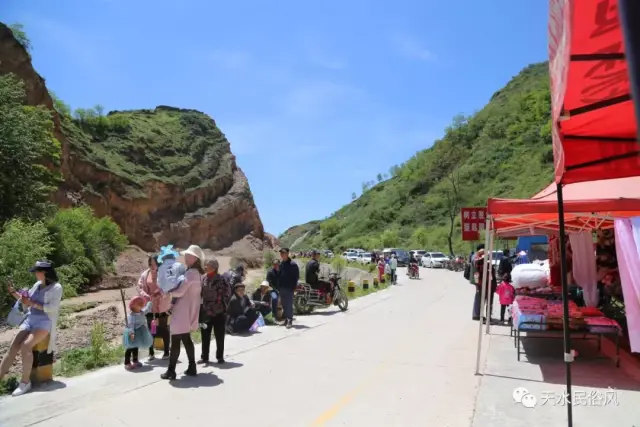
[556,183,574,427]
[619,0,640,143]
[474,218,491,375]
[485,230,495,334]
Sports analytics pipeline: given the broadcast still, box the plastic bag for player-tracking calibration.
[249,313,265,332]
[511,264,548,289]
[6,300,26,327]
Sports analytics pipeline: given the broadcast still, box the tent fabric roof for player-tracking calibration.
[549,0,640,185]
[488,177,640,235]
[488,176,640,215]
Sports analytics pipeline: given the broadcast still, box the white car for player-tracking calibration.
[421,252,448,268]
[342,251,359,262]
[358,252,373,264]
[410,250,426,262]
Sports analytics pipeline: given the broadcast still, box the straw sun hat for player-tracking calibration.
[180,245,205,263]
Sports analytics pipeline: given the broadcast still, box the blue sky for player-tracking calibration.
[3,0,548,236]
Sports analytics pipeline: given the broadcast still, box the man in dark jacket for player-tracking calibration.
[277,248,299,328]
[305,250,332,303]
[497,248,513,279]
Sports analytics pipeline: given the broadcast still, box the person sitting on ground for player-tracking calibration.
[227,283,259,333]
[305,250,333,303]
[0,260,63,397]
[252,281,273,318]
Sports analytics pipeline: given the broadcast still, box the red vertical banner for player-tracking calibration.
[461,207,487,241]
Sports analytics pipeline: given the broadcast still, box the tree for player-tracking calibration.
[380,229,399,248]
[49,90,72,118]
[351,192,357,200]
[411,227,429,248]
[376,173,383,182]
[0,74,61,223]
[442,169,462,257]
[94,104,105,117]
[361,181,370,193]
[389,165,400,177]
[9,23,31,52]
[320,218,341,239]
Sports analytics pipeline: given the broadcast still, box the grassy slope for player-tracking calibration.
[279,62,554,254]
[64,106,234,198]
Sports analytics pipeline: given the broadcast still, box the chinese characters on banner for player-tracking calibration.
[460,207,487,241]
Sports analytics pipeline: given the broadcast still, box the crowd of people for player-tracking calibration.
[0,245,305,395]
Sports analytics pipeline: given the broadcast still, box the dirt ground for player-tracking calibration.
[0,244,266,376]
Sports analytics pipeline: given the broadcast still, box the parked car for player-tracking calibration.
[409,250,426,262]
[342,251,359,262]
[394,249,410,267]
[421,252,448,268]
[323,249,334,258]
[357,252,373,265]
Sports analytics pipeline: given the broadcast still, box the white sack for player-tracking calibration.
[511,263,548,289]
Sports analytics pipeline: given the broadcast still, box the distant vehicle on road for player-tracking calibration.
[410,250,426,262]
[421,252,448,268]
[342,251,359,262]
[357,252,372,265]
[323,250,334,258]
[394,249,410,267]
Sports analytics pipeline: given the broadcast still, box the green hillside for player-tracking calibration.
[59,105,234,198]
[279,62,554,254]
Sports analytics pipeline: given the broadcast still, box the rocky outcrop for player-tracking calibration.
[0,23,267,253]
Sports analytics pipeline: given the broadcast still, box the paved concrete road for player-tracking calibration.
[0,267,482,427]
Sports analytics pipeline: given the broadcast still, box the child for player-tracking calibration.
[156,245,187,305]
[496,273,515,323]
[123,296,153,370]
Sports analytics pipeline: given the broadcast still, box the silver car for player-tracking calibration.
[421,252,448,268]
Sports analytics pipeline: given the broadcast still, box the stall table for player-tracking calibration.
[510,296,621,366]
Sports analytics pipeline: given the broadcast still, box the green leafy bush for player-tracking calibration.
[54,323,122,377]
[0,220,53,310]
[47,206,128,289]
[0,208,128,312]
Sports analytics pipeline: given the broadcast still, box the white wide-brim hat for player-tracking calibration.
[180,245,205,263]
[260,280,270,288]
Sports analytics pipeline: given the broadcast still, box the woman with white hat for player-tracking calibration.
[160,245,204,380]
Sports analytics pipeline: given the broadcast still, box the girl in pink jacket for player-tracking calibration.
[160,245,204,381]
[496,274,515,323]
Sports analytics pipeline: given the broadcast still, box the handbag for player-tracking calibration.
[7,300,27,327]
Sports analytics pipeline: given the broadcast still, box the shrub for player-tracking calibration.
[54,322,122,377]
[47,207,128,287]
[263,249,276,269]
[0,220,53,311]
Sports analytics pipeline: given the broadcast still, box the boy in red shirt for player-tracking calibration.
[496,273,515,323]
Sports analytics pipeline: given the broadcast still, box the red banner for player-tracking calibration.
[460,207,487,241]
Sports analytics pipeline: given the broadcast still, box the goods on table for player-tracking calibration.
[579,306,604,317]
[511,264,548,290]
[513,295,620,334]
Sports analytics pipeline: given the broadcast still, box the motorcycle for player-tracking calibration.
[294,272,348,314]
[408,263,420,279]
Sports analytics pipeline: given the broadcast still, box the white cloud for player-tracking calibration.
[391,34,434,62]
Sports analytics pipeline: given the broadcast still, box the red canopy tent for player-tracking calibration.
[488,176,640,235]
[549,0,640,185]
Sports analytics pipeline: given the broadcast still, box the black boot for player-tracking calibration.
[184,362,197,377]
[161,368,176,380]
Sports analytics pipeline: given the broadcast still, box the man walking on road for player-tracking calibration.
[277,248,299,328]
[389,254,398,284]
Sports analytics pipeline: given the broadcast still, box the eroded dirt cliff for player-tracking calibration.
[0,23,267,253]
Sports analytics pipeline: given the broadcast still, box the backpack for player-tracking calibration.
[463,263,471,280]
[157,258,186,293]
